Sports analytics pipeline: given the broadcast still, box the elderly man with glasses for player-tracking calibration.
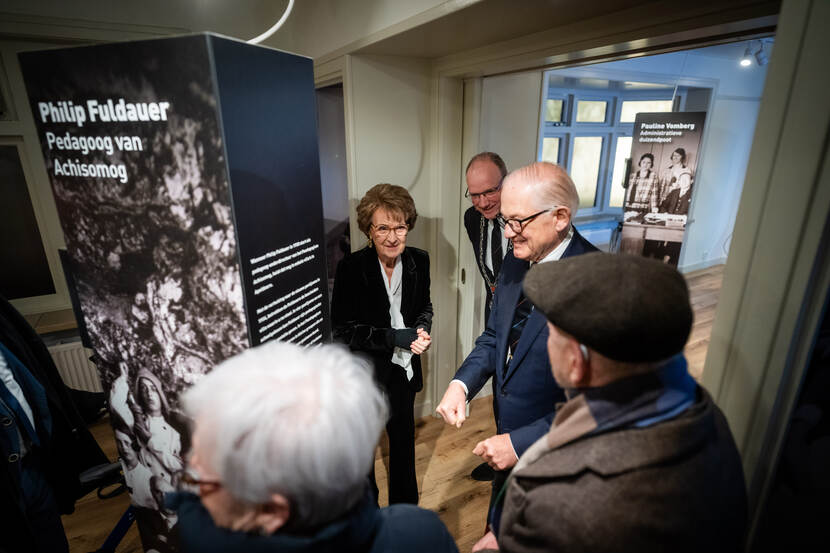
[437,162,597,541]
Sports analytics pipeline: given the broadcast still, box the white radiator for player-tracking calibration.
[47,342,104,393]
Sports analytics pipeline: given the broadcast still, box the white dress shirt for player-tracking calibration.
[484,219,509,274]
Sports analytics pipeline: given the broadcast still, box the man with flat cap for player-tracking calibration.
[478,252,747,553]
[437,162,597,526]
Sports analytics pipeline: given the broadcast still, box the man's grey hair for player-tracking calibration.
[503,161,580,216]
[182,341,388,529]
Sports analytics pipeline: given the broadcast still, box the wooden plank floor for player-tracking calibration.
[63,264,723,552]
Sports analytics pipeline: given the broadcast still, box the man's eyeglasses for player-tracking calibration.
[371,224,409,238]
[465,183,502,202]
[497,207,556,234]
[178,469,223,496]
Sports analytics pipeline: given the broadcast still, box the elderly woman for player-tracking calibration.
[330,183,433,505]
[167,342,457,553]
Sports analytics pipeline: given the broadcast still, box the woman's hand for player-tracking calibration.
[410,327,431,355]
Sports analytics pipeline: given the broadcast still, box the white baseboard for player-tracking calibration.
[679,256,727,273]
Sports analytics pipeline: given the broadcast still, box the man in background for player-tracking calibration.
[464,152,509,322]
[462,152,509,482]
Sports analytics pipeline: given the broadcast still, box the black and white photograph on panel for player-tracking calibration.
[620,111,706,266]
[20,33,329,550]
[19,35,248,551]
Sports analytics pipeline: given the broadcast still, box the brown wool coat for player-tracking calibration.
[493,389,747,553]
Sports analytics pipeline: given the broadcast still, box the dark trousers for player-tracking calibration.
[369,365,418,505]
[20,453,70,553]
[487,469,510,534]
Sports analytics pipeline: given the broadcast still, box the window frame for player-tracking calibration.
[537,133,568,165]
[538,75,677,220]
[567,131,609,216]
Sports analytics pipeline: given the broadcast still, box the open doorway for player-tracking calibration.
[315,84,350,298]
[463,37,773,382]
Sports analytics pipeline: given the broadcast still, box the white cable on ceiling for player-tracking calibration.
[247,0,295,44]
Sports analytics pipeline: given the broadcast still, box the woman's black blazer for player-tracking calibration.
[330,245,433,392]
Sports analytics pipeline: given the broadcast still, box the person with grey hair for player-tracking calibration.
[436,161,597,542]
[166,341,458,553]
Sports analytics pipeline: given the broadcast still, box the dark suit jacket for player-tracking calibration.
[454,228,597,456]
[463,206,506,321]
[330,246,433,392]
[495,389,747,553]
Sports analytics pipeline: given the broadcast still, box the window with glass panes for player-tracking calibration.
[538,78,674,217]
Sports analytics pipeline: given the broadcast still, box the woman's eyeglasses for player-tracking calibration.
[371,224,409,238]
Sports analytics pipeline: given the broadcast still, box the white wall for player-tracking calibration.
[684,97,759,268]
[347,55,432,227]
[479,71,542,172]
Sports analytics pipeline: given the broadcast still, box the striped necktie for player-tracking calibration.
[505,293,533,374]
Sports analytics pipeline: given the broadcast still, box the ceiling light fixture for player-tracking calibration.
[248,0,295,44]
[740,43,753,67]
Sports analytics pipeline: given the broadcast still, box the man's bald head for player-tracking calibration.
[503,162,580,216]
[499,162,580,262]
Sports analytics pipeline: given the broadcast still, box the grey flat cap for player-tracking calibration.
[523,252,693,362]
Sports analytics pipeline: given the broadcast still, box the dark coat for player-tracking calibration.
[0,295,109,552]
[169,489,459,553]
[660,186,692,215]
[454,228,597,456]
[463,206,506,321]
[330,246,433,392]
[495,389,747,553]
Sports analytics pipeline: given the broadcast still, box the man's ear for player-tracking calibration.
[253,494,291,535]
[553,207,571,233]
[568,340,589,387]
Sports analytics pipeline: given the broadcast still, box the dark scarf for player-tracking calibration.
[492,355,697,533]
[576,354,697,434]
[167,488,383,553]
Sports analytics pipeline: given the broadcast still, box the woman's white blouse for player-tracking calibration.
[378,255,413,381]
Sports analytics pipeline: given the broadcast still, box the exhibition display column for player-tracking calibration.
[19,34,329,551]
